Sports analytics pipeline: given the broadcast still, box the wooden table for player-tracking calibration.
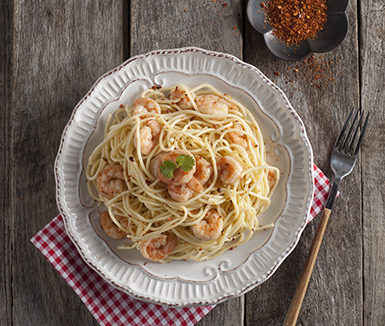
[2,1,384,325]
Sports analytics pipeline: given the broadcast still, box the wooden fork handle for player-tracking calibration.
[283,208,332,326]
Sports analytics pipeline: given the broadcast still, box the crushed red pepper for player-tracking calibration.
[264,0,327,45]
[293,55,336,88]
[272,54,337,89]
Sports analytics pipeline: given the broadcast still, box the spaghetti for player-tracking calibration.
[86,84,279,262]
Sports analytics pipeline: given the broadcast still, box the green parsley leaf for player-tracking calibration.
[160,160,177,178]
[159,154,196,178]
[176,154,195,171]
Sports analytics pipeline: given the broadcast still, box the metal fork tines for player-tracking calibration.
[326,108,370,210]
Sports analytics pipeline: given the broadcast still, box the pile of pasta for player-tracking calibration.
[86,84,279,262]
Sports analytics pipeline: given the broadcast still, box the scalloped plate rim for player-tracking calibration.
[54,46,314,307]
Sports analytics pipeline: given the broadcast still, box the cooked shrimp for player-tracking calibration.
[139,234,176,261]
[133,105,148,116]
[194,156,212,185]
[97,164,127,198]
[167,176,203,202]
[168,184,193,202]
[147,118,162,136]
[228,123,248,150]
[133,97,161,114]
[150,152,166,178]
[186,176,204,194]
[158,150,196,185]
[217,156,243,185]
[134,119,161,155]
[100,210,128,240]
[169,86,196,110]
[195,95,238,116]
[191,210,223,241]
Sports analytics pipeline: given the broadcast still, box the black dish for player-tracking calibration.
[247,0,349,61]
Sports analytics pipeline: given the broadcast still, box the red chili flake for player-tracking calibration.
[102,157,108,162]
[168,217,172,221]
[222,3,228,7]
[146,180,151,186]
[119,104,124,108]
[285,55,337,89]
[265,0,328,45]
[129,156,134,162]
[233,26,237,30]
[144,262,147,266]
[274,71,280,76]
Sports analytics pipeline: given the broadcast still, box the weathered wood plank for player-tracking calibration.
[130,0,243,58]
[130,1,244,325]
[200,296,244,326]
[1,1,14,325]
[360,0,385,325]
[9,1,124,325]
[244,0,362,324]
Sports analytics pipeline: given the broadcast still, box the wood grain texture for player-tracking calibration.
[130,0,243,58]
[1,1,13,325]
[360,0,385,325]
[5,1,124,325]
[244,0,363,325]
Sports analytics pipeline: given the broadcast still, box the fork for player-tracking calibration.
[283,108,370,326]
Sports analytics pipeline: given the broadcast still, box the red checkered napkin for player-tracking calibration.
[30,164,330,326]
[309,164,331,223]
[30,216,213,326]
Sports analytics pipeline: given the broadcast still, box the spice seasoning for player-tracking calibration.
[263,0,327,45]
[293,55,336,88]
[271,54,337,89]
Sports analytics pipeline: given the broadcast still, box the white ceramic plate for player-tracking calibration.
[55,47,314,307]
